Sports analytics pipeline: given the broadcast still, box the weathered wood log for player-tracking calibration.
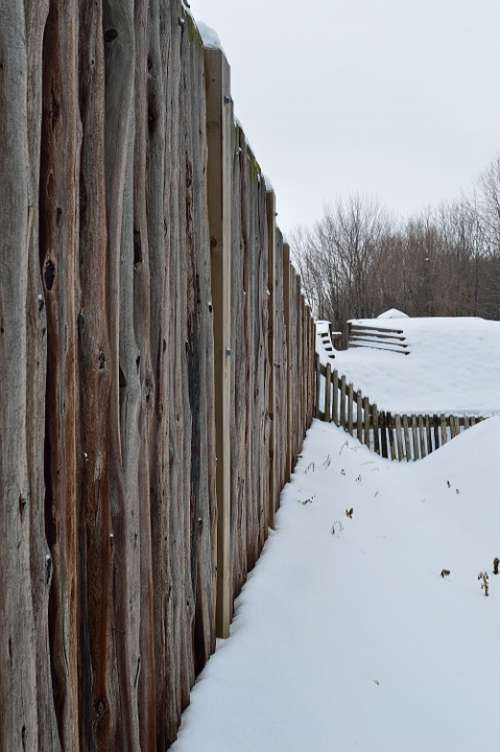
[324,364,332,422]
[372,404,380,455]
[332,369,339,426]
[0,4,317,749]
[356,390,363,442]
[1,4,52,750]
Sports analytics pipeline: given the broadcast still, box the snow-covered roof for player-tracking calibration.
[377,308,409,319]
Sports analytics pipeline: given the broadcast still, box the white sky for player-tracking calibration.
[193,0,500,233]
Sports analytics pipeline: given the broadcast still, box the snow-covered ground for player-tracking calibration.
[317,317,500,416]
[172,418,500,752]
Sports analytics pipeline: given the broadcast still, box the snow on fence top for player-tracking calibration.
[197,20,223,49]
[333,317,500,416]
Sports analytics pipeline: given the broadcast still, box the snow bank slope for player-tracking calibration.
[172,418,500,752]
[336,316,500,415]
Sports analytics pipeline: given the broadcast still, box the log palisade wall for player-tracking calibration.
[0,3,315,750]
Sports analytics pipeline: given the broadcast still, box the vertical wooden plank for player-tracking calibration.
[433,414,440,450]
[315,354,321,418]
[340,375,347,428]
[332,370,339,426]
[266,189,277,528]
[0,5,46,748]
[363,397,370,447]
[425,416,433,453]
[440,415,448,444]
[403,415,412,461]
[373,404,380,455]
[324,364,332,422]
[40,1,82,745]
[24,3,60,748]
[347,383,354,435]
[205,47,232,638]
[388,413,397,460]
[411,415,420,460]
[464,415,470,431]
[380,412,388,458]
[395,415,404,461]
[356,390,363,442]
[418,416,426,458]
[283,245,292,477]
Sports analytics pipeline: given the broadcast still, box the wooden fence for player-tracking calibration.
[0,4,315,750]
[348,321,410,355]
[316,361,484,460]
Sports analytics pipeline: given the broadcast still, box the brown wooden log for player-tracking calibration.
[206,47,233,639]
[340,375,347,428]
[39,1,81,746]
[395,415,404,461]
[332,369,339,425]
[25,1,61,749]
[266,190,277,528]
[283,246,293,478]
[356,390,363,442]
[372,405,380,454]
[411,415,420,460]
[324,364,332,422]
[347,383,354,435]
[0,4,52,749]
[402,415,412,461]
[363,397,370,446]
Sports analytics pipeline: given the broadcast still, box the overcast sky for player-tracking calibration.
[193,0,500,233]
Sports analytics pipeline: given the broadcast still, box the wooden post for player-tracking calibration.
[356,390,363,442]
[418,416,426,458]
[464,415,470,430]
[332,370,339,425]
[324,363,332,422]
[205,48,232,638]
[315,354,321,418]
[388,413,397,460]
[266,189,277,529]
[363,397,370,447]
[345,321,352,349]
[425,416,432,453]
[402,415,412,461]
[432,414,439,450]
[440,415,447,445]
[448,416,454,439]
[395,415,404,461]
[347,383,354,435]
[340,375,346,428]
[411,415,420,460]
[380,412,388,458]
[283,245,292,478]
[373,404,380,454]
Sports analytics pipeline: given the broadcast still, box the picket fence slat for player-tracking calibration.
[347,383,354,435]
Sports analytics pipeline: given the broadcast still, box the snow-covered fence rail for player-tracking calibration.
[347,322,410,355]
[0,4,315,750]
[316,362,484,460]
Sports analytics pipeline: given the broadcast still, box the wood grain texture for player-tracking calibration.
[0,2,315,749]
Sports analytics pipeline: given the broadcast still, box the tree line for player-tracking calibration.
[292,156,500,332]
